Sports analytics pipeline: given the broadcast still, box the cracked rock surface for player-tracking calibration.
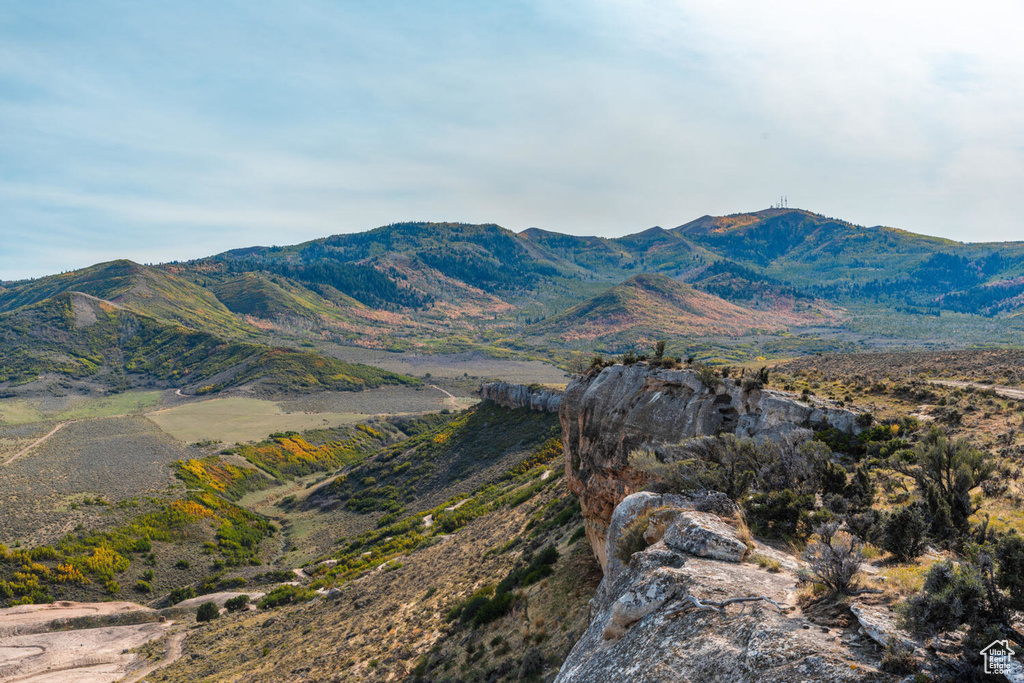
[555,492,897,683]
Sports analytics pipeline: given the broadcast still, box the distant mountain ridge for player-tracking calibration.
[2,208,1023,377]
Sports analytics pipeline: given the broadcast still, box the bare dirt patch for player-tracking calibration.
[147,397,369,444]
[0,601,169,683]
[0,601,152,636]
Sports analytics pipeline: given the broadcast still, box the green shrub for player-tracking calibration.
[175,559,190,570]
[843,510,880,544]
[743,489,815,538]
[904,561,989,633]
[258,584,314,609]
[196,601,219,622]
[135,580,152,594]
[818,461,848,496]
[694,363,721,390]
[996,533,1024,610]
[169,586,196,604]
[224,595,250,612]
[843,464,875,509]
[458,596,491,624]
[519,646,545,678]
[878,505,927,562]
[496,546,559,595]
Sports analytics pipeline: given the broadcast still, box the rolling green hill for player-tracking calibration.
[0,291,417,392]
[674,209,1024,306]
[0,260,251,338]
[208,272,364,321]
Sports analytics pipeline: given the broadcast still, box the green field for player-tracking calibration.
[0,390,165,425]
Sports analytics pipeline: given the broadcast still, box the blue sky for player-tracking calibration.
[1,1,1023,279]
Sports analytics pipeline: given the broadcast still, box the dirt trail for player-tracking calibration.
[930,379,1024,400]
[3,422,73,466]
[121,632,185,683]
[427,384,459,409]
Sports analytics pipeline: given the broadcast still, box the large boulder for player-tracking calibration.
[662,511,749,563]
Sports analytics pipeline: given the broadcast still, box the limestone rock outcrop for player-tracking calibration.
[662,510,749,563]
[555,492,894,683]
[560,363,861,568]
[477,381,562,414]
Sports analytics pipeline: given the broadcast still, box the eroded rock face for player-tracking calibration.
[561,364,861,569]
[477,381,562,413]
[555,493,894,683]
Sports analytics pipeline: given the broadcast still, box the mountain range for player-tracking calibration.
[2,208,1023,391]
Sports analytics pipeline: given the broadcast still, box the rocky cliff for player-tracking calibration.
[554,491,897,682]
[560,364,861,569]
[477,381,562,414]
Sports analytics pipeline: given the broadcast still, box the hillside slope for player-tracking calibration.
[529,273,782,349]
[0,260,250,338]
[0,291,416,392]
[675,209,1024,311]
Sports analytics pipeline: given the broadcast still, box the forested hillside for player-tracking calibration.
[3,209,1024,375]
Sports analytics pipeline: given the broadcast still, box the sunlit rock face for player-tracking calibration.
[477,381,562,413]
[560,363,860,569]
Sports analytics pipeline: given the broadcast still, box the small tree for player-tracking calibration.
[566,351,590,376]
[878,505,927,562]
[802,521,862,596]
[904,560,989,634]
[818,460,848,496]
[196,601,220,623]
[654,340,667,359]
[996,533,1024,610]
[910,430,993,535]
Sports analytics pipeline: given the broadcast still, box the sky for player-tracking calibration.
[1,0,1023,279]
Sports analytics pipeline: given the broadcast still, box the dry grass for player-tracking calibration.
[749,553,782,572]
[148,397,367,444]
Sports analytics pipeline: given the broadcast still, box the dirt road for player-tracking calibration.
[121,632,186,683]
[929,380,1024,401]
[3,422,73,466]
